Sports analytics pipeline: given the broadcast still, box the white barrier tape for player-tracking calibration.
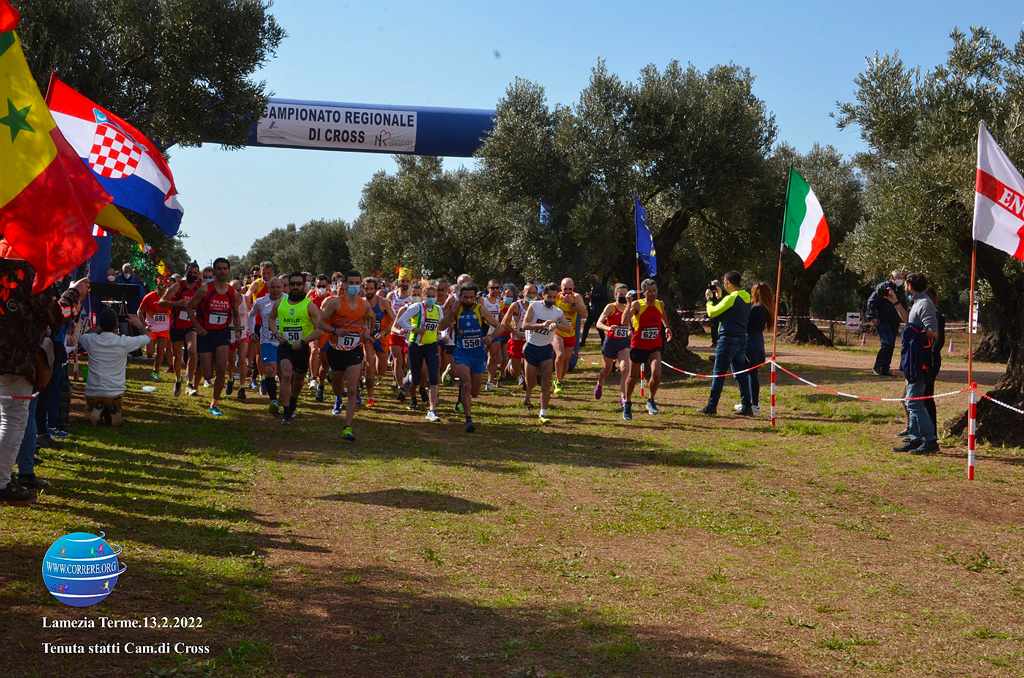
[981,394,1024,416]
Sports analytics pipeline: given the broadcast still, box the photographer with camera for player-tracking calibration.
[700,271,754,416]
[75,310,151,427]
[706,280,722,347]
[865,270,906,376]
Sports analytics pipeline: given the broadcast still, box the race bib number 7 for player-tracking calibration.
[641,327,660,340]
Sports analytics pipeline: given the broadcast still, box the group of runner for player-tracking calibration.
[135,259,674,439]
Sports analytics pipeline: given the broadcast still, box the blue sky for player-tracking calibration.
[169,1,1024,266]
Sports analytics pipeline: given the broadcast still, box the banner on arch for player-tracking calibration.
[256,100,417,153]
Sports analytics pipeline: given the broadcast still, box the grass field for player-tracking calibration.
[2,341,1022,678]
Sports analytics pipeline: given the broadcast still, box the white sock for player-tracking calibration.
[539,409,547,417]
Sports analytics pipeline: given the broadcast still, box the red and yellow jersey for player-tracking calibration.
[630,299,664,350]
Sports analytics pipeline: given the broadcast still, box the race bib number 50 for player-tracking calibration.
[284,327,303,343]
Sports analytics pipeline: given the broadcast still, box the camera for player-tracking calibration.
[706,280,722,297]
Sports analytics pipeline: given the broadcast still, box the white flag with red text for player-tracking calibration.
[974,121,1024,260]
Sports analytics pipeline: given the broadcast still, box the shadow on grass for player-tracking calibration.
[266,417,754,474]
[258,564,805,678]
[322,488,498,514]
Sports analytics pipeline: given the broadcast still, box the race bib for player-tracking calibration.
[641,327,660,340]
[284,327,302,343]
[208,312,228,326]
[336,333,361,350]
[535,327,550,335]
[178,309,191,321]
[462,337,482,349]
[423,319,439,333]
[374,318,382,332]
[613,326,629,338]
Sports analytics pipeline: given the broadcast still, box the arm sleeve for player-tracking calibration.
[393,303,420,331]
[706,292,738,319]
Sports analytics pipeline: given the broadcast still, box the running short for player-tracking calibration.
[602,337,631,360]
[557,333,577,349]
[151,330,170,341]
[507,338,524,360]
[325,345,364,372]
[170,326,195,343]
[391,333,408,350]
[197,327,231,354]
[453,347,487,375]
[260,342,280,365]
[524,342,554,367]
[629,347,661,367]
[441,342,455,355]
[277,341,311,373]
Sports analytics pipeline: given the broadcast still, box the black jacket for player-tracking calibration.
[866,281,906,327]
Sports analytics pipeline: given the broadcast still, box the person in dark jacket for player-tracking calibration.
[700,270,753,416]
[923,287,945,431]
[865,270,906,376]
[734,282,774,416]
[580,274,607,348]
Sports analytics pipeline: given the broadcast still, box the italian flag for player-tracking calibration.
[782,168,830,268]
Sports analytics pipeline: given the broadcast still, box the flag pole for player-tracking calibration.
[634,189,644,399]
[771,168,793,362]
[967,240,977,387]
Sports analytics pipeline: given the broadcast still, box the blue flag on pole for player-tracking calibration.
[634,190,657,277]
[539,201,551,227]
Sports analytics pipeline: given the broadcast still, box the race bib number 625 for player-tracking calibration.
[641,327,659,340]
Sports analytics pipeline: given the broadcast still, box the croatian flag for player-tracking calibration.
[45,75,184,237]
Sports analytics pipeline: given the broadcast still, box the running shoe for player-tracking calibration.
[258,380,266,395]
[553,380,563,396]
[620,396,626,411]
[237,387,247,401]
[173,379,182,397]
[425,410,441,423]
[47,428,69,439]
[646,399,660,415]
[150,371,161,381]
[733,403,761,415]
[281,417,290,425]
[226,379,233,395]
[442,372,452,386]
[518,374,525,390]
[538,411,551,424]
[333,397,343,415]
[523,397,533,409]
[397,389,406,402]
[407,399,418,411]
[485,381,495,392]
[186,386,198,397]
[366,397,375,408]
[455,400,465,414]
[204,380,213,388]
[465,418,476,433]
[250,379,259,392]
[270,400,280,416]
[699,405,717,416]
[594,382,603,400]
[342,426,356,442]
[315,384,325,403]
[623,402,633,421]
[209,405,223,417]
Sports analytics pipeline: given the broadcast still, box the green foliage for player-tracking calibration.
[836,26,1024,301]
[348,156,522,281]
[110,219,192,276]
[233,218,352,276]
[477,59,779,295]
[17,0,286,149]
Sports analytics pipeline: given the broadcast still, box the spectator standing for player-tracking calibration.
[891,273,939,455]
[865,270,906,376]
[923,288,945,432]
[700,271,754,416]
[734,282,773,416]
[0,254,87,505]
[580,274,607,348]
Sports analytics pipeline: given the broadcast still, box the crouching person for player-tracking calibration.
[76,310,150,426]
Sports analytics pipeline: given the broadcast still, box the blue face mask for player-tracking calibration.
[504,296,514,305]
[347,284,360,296]
[424,297,436,308]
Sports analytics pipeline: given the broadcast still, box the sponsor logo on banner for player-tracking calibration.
[257,102,417,153]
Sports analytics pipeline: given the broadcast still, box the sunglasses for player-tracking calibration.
[316,285,328,289]
[488,286,500,290]
[288,282,304,286]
